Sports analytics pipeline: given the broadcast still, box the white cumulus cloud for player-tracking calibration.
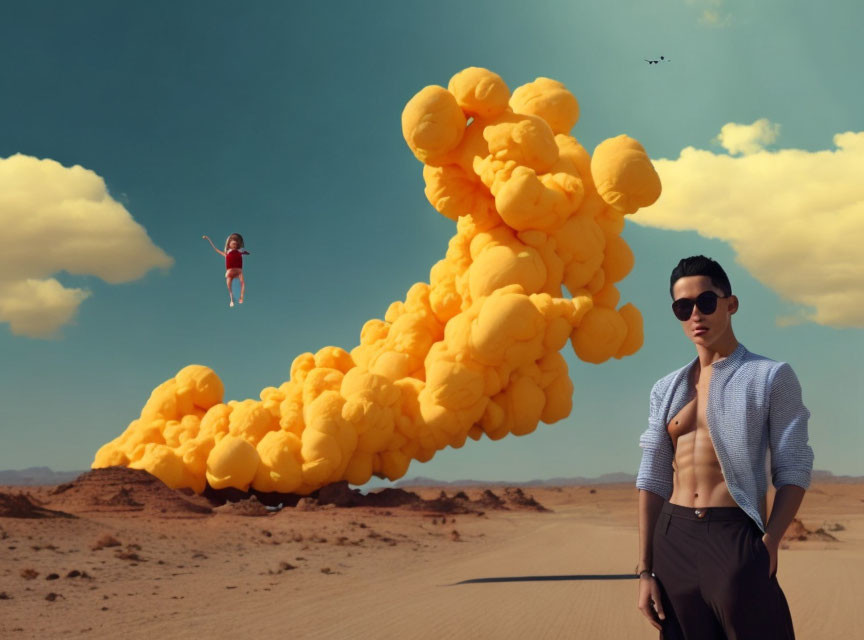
[0,153,173,338]
[632,122,864,329]
[714,118,780,155]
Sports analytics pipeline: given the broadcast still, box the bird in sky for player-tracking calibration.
[644,55,670,65]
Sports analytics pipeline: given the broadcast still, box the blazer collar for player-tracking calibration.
[684,341,747,373]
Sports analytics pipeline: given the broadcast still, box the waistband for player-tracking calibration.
[662,500,751,522]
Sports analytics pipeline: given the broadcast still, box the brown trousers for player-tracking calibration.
[652,501,796,640]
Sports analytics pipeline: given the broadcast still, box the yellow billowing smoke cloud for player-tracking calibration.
[0,153,173,338]
[93,68,661,494]
[633,120,864,328]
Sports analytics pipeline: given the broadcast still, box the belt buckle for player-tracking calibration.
[695,508,707,519]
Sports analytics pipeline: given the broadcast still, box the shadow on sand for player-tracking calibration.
[452,574,638,585]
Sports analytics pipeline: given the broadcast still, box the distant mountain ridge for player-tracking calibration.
[396,469,863,487]
[0,467,85,486]
[0,467,861,487]
[395,472,639,487]
[811,469,864,483]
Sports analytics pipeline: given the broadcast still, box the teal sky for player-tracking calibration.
[1,0,861,480]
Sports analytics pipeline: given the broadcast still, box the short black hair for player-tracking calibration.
[669,255,732,298]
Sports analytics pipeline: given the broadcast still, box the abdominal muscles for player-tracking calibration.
[670,428,738,508]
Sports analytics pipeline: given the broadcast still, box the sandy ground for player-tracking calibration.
[1,475,862,640]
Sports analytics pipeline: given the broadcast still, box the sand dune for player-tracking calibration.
[1,472,862,639]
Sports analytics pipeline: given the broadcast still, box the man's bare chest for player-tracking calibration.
[666,366,713,452]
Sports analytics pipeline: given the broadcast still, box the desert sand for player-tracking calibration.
[1,469,862,640]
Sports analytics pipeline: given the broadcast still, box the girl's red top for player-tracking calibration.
[225,249,248,269]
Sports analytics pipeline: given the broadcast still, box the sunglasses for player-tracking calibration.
[671,291,729,321]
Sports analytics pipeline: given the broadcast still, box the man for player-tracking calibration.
[634,255,814,639]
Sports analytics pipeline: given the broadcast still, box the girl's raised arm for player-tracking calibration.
[202,235,225,256]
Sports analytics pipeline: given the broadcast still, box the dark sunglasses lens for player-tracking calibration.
[672,299,694,321]
[672,292,721,320]
[696,292,719,314]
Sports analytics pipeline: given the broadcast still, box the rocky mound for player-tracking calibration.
[201,484,305,508]
[0,492,76,519]
[783,518,839,542]
[74,475,551,516]
[202,481,550,514]
[47,467,212,517]
[784,518,809,540]
[202,481,425,510]
[317,483,423,508]
[213,495,271,517]
[475,489,507,510]
[362,487,424,508]
[503,487,551,512]
[420,487,549,513]
[412,490,490,514]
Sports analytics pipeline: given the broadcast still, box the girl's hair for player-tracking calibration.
[224,233,245,251]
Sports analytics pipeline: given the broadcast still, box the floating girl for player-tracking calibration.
[202,233,250,307]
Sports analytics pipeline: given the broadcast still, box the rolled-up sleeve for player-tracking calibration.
[768,362,814,490]
[635,381,674,499]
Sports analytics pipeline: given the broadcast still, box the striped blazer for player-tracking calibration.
[635,342,814,532]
